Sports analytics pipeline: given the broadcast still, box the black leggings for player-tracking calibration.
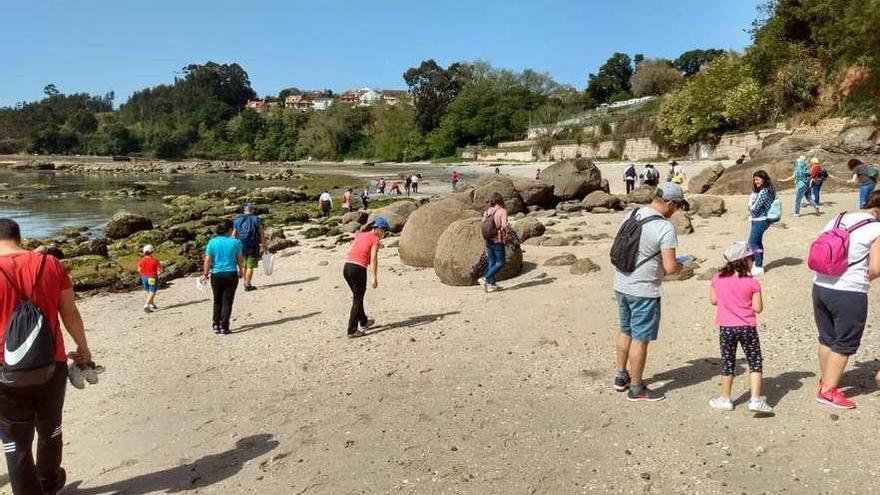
[0,363,67,495]
[719,326,763,375]
[211,272,239,330]
[343,263,368,333]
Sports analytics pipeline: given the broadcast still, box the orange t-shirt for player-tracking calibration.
[345,232,379,268]
[138,255,160,277]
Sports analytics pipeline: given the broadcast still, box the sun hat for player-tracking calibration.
[142,244,154,254]
[370,217,391,230]
[723,241,755,262]
[656,182,689,210]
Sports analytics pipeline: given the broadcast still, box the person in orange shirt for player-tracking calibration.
[138,245,162,312]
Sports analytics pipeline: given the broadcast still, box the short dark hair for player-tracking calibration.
[488,192,505,207]
[848,158,863,170]
[718,258,752,278]
[865,190,880,209]
[216,219,234,236]
[0,219,21,242]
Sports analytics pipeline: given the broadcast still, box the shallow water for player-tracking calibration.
[0,169,294,238]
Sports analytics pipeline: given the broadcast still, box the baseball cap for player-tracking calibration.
[370,217,391,230]
[142,244,154,254]
[656,182,689,210]
[243,203,255,214]
[723,241,755,262]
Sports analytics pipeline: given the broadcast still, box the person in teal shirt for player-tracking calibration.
[202,220,244,334]
[782,155,818,216]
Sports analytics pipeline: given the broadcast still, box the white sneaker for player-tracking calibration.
[68,365,85,389]
[709,397,734,411]
[83,363,105,385]
[486,283,502,293]
[748,396,774,413]
[750,267,764,277]
[148,303,158,311]
[477,277,487,289]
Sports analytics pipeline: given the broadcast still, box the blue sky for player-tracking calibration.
[3,0,763,107]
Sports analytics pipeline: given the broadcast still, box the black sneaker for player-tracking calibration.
[626,385,666,402]
[222,327,231,335]
[347,330,366,339]
[244,285,257,292]
[44,467,66,495]
[212,324,222,334]
[361,318,375,330]
[613,373,631,392]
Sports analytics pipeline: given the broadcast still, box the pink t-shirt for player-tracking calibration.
[711,273,761,327]
[345,232,379,268]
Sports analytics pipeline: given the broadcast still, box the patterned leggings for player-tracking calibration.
[719,326,763,376]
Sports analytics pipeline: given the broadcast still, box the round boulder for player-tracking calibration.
[688,195,727,218]
[581,190,622,211]
[434,218,522,286]
[105,212,154,240]
[512,217,546,242]
[473,176,525,214]
[540,158,604,200]
[341,211,368,225]
[670,210,694,235]
[399,198,480,267]
[368,201,418,233]
[688,163,725,194]
[510,178,556,207]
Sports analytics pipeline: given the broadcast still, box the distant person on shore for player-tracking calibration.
[809,157,831,205]
[342,188,353,212]
[535,168,542,180]
[810,191,880,409]
[708,242,773,413]
[624,164,637,194]
[319,191,333,218]
[747,171,778,277]
[411,174,420,194]
[0,218,93,495]
[343,217,390,338]
[781,155,818,216]
[451,171,460,191]
[233,203,265,292]
[138,244,162,312]
[668,160,685,185]
[203,220,244,335]
[847,158,878,208]
[494,167,501,175]
[611,182,685,402]
[360,187,371,211]
[736,155,747,165]
[404,175,412,196]
[389,181,401,195]
[477,193,509,293]
[643,164,659,187]
[377,178,386,195]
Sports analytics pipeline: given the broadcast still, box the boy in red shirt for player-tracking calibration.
[138,245,162,312]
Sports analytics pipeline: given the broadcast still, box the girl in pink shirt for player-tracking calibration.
[708,241,772,413]
[342,217,389,338]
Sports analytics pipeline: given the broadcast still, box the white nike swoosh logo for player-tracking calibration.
[4,315,43,366]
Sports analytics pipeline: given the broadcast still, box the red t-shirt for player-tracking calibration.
[345,232,379,268]
[138,255,160,277]
[0,252,71,363]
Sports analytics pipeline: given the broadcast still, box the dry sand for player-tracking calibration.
[4,183,880,494]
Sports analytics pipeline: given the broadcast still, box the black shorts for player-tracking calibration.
[813,285,868,356]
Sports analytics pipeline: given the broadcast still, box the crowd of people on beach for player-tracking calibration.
[0,154,879,493]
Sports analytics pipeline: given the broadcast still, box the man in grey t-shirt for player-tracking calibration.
[612,182,686,402]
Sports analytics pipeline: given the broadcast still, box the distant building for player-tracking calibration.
[358,88,382,106]
[380,90,410,106]
[284,94,312,111]
[312,98,334,111]
[339,90,363,105]
[245,100,268,113]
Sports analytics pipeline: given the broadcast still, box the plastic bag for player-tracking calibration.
[262,252,276,276]
[196,276,207,293]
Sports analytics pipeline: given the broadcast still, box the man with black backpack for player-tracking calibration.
[609,183,686,402]
[233,203,266,292]
[0,218,92,495]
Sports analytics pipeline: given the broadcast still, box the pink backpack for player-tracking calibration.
[808,213,876,276]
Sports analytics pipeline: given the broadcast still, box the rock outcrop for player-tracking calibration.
[540,158,604,200]
[399,198,480,267]
[105,212,154,240]
[368,201,419,233]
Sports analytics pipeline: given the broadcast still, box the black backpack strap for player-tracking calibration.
[0,262,20,298]
[632,213,664,269]
[30,254,47,301]
[634,250,661,269]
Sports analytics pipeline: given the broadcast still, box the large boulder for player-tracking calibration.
[757,135,821,158]
[449,185,476,205]
[510,177,556,207]
[368,201,418,233]
[249,187,308,203]
[105,212,153,240]
[688,195,727,218]
[66,238,109,258]
[581,190,622,211]
[472,176,525,214]
[341,211,368,225]
[829,125,880,154]
[540,158,604,200]
[688,163,725,194]
[512,217,546,242]
[399,198,480,267]
[670,210,694,235]
[625,186,657,204]
[434,218,523,286]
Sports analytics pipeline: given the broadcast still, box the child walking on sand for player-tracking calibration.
[138,244,162,312]
[708,241,773,413]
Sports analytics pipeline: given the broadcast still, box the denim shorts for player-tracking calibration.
[615,291,661,342]
[141,276,159,293]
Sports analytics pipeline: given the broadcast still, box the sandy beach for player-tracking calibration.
[17,186,880,495]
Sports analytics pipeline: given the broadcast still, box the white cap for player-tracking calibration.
[142,244,154,254]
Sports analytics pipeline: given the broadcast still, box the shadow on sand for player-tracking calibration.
[233,312,322,334]
[363,311,461,337]
[258,276,320,290]
[764,257,803,271]
[65,434,278,495]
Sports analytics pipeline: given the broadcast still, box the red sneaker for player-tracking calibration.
[816,387,856,409]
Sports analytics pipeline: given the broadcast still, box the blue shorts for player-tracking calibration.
[141,276,159,293]
[615,291,661,342]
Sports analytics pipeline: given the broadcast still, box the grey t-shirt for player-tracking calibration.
[612,206,678,298]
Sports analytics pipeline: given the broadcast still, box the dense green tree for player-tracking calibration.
[403,60,474,133]
[586,53,634,104]
[673,49,726,77]
[631,59,685,97]
[371,104,425,161]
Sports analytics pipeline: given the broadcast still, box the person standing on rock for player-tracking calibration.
[611,182,685,402]
[781,156,819,216]
[319,191,333,218]
[847,158,878,209]
[360,187,371,211]
[477,193,510,293]
[624,164,637,194]
[342,188,353,212]
[233,203,265,292]
[203,220,244,335]
[747,171,777,277]
[343,217,390,338]
[811,191,880,409]
[0,218,93,495]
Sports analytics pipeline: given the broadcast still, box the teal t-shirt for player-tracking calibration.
[205,236,242,274]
